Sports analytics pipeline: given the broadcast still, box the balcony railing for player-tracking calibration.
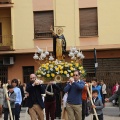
[34,31,52,39]
[0,35,13,51]
[0,0,11,4]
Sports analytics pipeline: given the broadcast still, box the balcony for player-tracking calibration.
[0,35,13,51]
[0,0,13,7]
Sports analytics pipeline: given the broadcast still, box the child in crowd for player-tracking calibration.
[3,85,16,120]
[88,90,104,120]
[92,78,104,104]
[11,79,22,120]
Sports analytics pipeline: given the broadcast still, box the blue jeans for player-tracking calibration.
[15,103,20,120]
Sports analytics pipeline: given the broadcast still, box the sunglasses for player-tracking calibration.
[73,74,79,76]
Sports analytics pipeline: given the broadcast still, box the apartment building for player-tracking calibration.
[0,0,120,90]
[0,0,36,83]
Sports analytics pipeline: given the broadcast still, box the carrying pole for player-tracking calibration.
[86,84,99,120]
[3,84,13,120]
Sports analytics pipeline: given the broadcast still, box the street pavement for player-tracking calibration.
[1,104,120,120]
[19,106,120,120]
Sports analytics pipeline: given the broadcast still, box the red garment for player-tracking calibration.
[112,85,119,94]
[45,100,56,120]
[82,86,87,100]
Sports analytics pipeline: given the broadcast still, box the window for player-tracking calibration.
[23,66,34,83]
[0,0,11,4]
[0,66,8,83]
[0,23,2,43]
[34,11,54,38]
[80,8,98,37]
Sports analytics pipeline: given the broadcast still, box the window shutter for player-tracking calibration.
[80,8,98,36]
[34,11,54,38]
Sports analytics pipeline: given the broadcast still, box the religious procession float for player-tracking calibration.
[33,26,86,83]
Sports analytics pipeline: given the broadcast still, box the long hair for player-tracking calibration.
[11,79,18,86]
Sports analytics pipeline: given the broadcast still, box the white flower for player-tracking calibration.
[50,68,53,71]
[68,70,71,72]
[56,71,60,74]
[54,66,57,68]
[47,71,50,73]
[59,61,61,63]
[43,72,46,75]
[37,75,41,77]
[66,74,70,77]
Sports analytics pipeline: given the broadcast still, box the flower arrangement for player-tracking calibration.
[36,60,86,81]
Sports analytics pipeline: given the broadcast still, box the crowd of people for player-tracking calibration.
[0,70,120,120]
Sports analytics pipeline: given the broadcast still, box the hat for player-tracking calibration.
[7,85,14,89]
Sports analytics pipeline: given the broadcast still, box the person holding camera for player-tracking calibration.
[26,74,45,120]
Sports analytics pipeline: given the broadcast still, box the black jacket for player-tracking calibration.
[26,83,45,109]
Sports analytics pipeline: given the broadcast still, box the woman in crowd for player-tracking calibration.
[0,81,3,118]
[101,80,107,100]
[44,81,60,120]
[22,83,29,107]
[112,81,119,105]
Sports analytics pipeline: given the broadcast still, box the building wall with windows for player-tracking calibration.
[0,0,35,83]
[12,0,34,49]
[33,0,120,49]
[32,0,120,91]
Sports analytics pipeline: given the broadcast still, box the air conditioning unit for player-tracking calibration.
[3,57,14,65]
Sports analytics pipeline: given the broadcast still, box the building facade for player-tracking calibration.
[0,0,120,93]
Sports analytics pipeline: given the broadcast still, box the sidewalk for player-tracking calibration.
[19,106,120,120]
[1,105,119,120]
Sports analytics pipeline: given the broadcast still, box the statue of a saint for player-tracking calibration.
[50,26,66,60]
